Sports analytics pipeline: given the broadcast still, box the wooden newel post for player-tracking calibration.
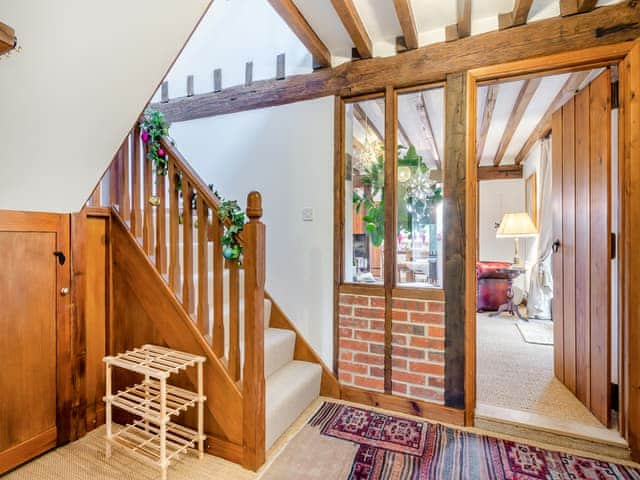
[242,191,266,471]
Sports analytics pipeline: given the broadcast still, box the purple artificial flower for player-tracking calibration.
[157,147,166,157]
[141,129,150,144]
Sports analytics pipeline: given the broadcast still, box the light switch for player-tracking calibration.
[302,208,314,222]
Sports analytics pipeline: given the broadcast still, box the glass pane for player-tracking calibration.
[344,97,386,284]
[396,87,445,288]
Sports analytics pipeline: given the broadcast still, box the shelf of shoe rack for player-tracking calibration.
[103,344,206,480]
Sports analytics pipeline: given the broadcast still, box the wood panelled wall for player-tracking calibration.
[551,70,612,425]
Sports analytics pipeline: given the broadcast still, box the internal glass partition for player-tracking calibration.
[395,87,445,288]
[343,97,386,284]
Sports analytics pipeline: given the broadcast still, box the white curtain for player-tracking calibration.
[528,138,553,319]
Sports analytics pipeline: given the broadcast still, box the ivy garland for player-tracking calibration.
[139,109,171,175]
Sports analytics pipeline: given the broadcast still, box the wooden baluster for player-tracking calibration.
[156,170,167,273]
[168,161,181,294]
[182,182,195,314]
[212,214,224,356]
[228,260,240,380]
[197,196,209,335]
[109,150,120,207]
[142,143,153,254]
[242,191,265,471]
[131,125,142,237]
[120,135,131,222]
[90,182,101,207]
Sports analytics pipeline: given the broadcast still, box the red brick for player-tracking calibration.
[392,309,408,321]
[392,358,407,369]
[354,307,385,319]
[370,297,385,308]
[410,337,445,350]
[369,366,384,378]
[392,346,426,359]
[392,323,425,336]
[392,382,407,394]
[339,305,353,315]
[340,317,368,329]
[354,376,384,390]
[428,376,445,389]
[370,344,384,354]
[340,294,369,306]
[370,320,385,331]
[394,370,425,385]
[392,334,407,346]
[409,386,444,402]
[339,360,368,374]
[340,351,353,361]
[428,351,445,363]
[428,326,445,338]
[354,330,385,343]
[410,312,443,325]
[354,353,384,365]
[428,301,444,313]
[339,339,369,352]
[392,299,426,311]
[339,371,353,383]
[339,327,353,338]
[409,361,445,375]
[339,294,353,304]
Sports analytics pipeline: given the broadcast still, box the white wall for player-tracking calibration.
[169,97,334,365]
[478,179,526,263]
[0,0,210,212]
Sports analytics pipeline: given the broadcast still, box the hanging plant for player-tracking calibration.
[139,109,172,175]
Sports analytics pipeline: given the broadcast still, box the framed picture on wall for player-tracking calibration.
[526,172,537,228]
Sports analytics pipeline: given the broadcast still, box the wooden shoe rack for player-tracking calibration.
[103,344,206,480]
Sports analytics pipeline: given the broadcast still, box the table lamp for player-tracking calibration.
[496,212,538,268]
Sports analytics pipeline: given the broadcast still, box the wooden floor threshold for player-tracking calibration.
[475,403,630,459]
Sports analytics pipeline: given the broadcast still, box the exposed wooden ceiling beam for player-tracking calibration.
[498,0,534,30]
[267,0,331,68]
[152,3,640,122]
[393,0,419,50]
[330,0,372,58]
[418,92,441,169]
[514,70,591,164]
[0,22,15,54]
[476,84,498,164]
[493,78,542,166]
[478,164,523,181]
[561,0,598,17]
[445,0,471,41]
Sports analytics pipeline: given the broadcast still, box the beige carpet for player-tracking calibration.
[476,313,602,428]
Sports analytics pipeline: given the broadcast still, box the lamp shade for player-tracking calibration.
[496,212,538,238]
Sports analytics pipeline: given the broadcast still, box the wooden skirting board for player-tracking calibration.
[0,427,57,475]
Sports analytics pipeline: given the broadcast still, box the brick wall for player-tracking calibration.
[337,292,446,403]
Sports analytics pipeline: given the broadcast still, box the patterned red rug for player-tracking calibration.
[304,402,640,480]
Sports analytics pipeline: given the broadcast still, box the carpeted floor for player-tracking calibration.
[476,313,602,427]
[261,401,640,479]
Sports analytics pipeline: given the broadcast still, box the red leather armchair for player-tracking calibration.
[476,261,512,312]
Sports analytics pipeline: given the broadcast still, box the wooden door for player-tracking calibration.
[0,212,70,474]
[551,69,612,425]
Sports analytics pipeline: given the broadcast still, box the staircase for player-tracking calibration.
[88,123,336,470]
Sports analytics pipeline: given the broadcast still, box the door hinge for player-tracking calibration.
[611,232,617,260]
[611,81,619,109]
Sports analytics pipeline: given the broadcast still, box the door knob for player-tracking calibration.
[552,239,561,253]
[60,287,70,296]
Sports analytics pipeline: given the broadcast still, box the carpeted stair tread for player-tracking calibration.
[266,360,322,450]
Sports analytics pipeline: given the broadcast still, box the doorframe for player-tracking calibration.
[464,42,637,449]
[0,211,72,473]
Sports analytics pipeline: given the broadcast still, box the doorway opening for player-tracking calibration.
[472,65,625,448]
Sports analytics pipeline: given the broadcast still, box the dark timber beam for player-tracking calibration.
[267,0,332,68]
[498,0,534,30]
[152,3,640,122]
[330,0,372,59]
[476,84,498,164]
[477,164,523,181]
[445,0,471,41]
[493,78,541,166]
[561,0,598,17]
[514,70,591,164]
[393,0,419,50]
[0,21,15,54]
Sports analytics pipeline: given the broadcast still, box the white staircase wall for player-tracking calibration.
[0,0,210,212]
